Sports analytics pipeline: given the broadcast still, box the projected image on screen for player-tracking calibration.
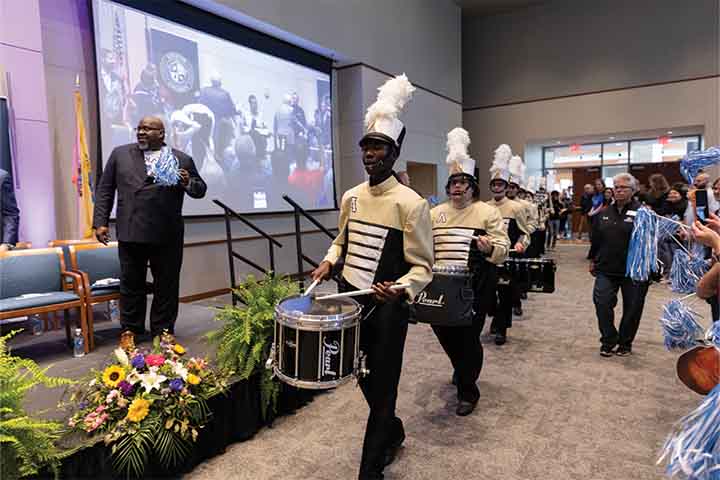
[93,0,335,215]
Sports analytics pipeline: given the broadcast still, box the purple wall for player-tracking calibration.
[0,0,56,246]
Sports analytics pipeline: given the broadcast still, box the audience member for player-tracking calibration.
[577,184,594,240]
[589,173,649,357]
[546,190,562,250]
[645,173,670,213]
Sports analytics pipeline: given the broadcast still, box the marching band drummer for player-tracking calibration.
[430,128,509,416]
[487,145,531,345]
[507,157,535,314]
[311,75,433,480]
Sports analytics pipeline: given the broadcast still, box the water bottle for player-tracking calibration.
[73,329,85,358]
[30,314,43,336]
[107,300,120,322]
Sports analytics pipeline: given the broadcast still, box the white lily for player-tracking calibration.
[172,362,189,380]
[114,348,130,367]
[125,371,141,385]
[140,371,167,393]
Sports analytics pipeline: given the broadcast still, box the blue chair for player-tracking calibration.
[69,242,121,346]
[0,247,89,352]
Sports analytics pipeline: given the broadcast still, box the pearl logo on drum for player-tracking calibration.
[322,338,340,377]
[416,291,445,308]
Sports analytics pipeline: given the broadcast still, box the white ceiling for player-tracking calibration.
[454,0,547,16]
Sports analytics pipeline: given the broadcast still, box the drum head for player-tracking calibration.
[277,295,360,329]
[432,263,470,275]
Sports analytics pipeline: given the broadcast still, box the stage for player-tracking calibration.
[7,298,316,479]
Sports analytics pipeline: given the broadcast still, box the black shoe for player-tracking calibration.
[513,306,523,316]
[451,371,457,385]
[520,292,527,300]
[600,345,615,357]
[616,345,632,356]
[456,400,477,416]
[494,333,506,345]
[383,431,405,467]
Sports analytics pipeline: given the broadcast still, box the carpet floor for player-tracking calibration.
[185,244,703,480]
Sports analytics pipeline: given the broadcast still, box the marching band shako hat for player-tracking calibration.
[359,74,415,155]
[445,127,477,187]
[489,144,512,184]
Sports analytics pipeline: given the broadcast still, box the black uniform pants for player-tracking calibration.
[592,273,649,348]
[491,283,514,335]
[118,239,183,337]
[431,307,485,404]
[358,300,408,479]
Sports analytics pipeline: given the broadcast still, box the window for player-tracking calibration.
[630,136,701,164]
[601,142,629,165]
[602,165,627,187]
[543,144,601,169]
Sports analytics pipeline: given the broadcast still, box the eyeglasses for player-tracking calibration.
[134,126,163,133]
[614,185,632,191]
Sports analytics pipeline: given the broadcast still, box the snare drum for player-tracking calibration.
[271,295,361,390]
[413,264,474,326]
[497,258,556,293]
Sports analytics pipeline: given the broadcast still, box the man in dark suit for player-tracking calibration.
[93,116,206,340]
[0,168,20,251]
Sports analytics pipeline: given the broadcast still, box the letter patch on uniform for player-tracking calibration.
[350,196,358,213]
[437,213,447,224]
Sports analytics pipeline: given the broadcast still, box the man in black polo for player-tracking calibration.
[589,173,649,357]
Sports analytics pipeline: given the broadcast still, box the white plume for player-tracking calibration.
[445,127,474,174]
[364,74,416,129]
[509,155,524,178]
[491,144,512,172]
[527,176,537,192]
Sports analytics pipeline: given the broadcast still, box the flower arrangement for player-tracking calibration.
[67,333,229,478]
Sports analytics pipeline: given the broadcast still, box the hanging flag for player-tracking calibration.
[73,90,94,239]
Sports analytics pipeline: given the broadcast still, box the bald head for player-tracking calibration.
[136,116,165,151]
[695,172,710,189]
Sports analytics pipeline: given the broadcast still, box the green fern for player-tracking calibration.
[208,273,298,419]
[0,330,75,479]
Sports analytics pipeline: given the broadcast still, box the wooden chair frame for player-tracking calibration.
[68,242,120,350]
[0,247,91,353]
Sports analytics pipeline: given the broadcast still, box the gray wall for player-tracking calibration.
[463,0,719,108]
[463,0,720,198]
[211,0,462,102]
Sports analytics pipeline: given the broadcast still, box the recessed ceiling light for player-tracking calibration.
[615,143,623,146]
[556,141,561,145]
[667,131,673,134]
[609,136,615,140]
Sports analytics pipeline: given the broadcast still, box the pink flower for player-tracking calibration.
[145,354,166,367]
[95,405,106,413]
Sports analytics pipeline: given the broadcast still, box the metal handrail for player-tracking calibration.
[282,195,341,288]
[282,195,336,240]
[213,199,283,247]
[214,199,283,306]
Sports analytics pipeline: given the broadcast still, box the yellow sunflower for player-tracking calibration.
[126,398,151,423]
[186,373,201,385]
[102,365,126,388]
[173,344,186,355]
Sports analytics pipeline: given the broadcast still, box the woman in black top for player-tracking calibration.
[657,186,688,279]
[546,190,562,250]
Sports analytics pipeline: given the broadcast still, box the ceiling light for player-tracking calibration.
[615,143,623,146]
[555,141,561,145]
[609,136,615,140]
[667,131,673,134]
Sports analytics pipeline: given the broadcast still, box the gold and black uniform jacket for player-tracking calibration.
[430,201,509,268]
[431,201,510,296]
[322,175,434,301]
[487,197,531,250]
[515,198,537,235]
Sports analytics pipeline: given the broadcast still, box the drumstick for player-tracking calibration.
[303,278,320,296]
[315,283,410,301]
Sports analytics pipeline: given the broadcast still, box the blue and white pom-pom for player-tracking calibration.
[626,206,658,281]
[658,215,682,241]
[659,299,704,351]
[671,251,711,294]
[148,146,180,186]
[681,147,720,185]
[707,321,720,349]
[658,382,720,480]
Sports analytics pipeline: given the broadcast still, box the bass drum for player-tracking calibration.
[272,295,361,390]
